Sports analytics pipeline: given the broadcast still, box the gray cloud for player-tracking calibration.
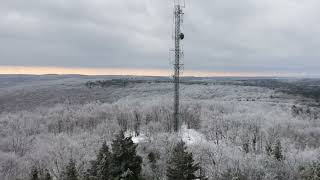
[0,0,320,75]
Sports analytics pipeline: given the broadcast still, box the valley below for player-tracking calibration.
[0,75,319,180]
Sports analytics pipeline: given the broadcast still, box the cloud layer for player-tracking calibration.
[1,0,320,75]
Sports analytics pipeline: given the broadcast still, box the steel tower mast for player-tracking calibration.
[173,0,185,132]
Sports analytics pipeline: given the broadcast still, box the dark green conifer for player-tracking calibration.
[87,141,112,180]
[96,142,112,180]
[111,131,143,180]
[166,140,200,180]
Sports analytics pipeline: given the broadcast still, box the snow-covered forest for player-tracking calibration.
[0,75,319,180]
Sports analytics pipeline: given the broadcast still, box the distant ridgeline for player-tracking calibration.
[85,79,152,88]
[234,79,320,104]
[85,78,209,88]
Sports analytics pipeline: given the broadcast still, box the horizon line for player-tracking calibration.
[0,65,315,78]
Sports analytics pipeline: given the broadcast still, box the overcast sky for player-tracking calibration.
[1,0,320,76]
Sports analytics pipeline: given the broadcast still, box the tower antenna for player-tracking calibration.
[173,0,185,132]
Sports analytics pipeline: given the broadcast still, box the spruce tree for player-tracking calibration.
[30,166,39,180]
[111,131,143,180]
[61,159,79,180]
[87,141,111,180]
[96,141,112,180]
[167,140,200,180]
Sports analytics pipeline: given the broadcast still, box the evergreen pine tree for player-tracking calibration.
[96,141,112,180]
[30,166,39,180]
[167,140,200,180]
[61,159,79,180]
[111,131,143,180]
[87,141,112,180]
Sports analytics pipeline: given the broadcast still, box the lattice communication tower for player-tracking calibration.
[173,0,185,132]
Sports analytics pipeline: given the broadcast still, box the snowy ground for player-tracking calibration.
[0,75,319,180]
